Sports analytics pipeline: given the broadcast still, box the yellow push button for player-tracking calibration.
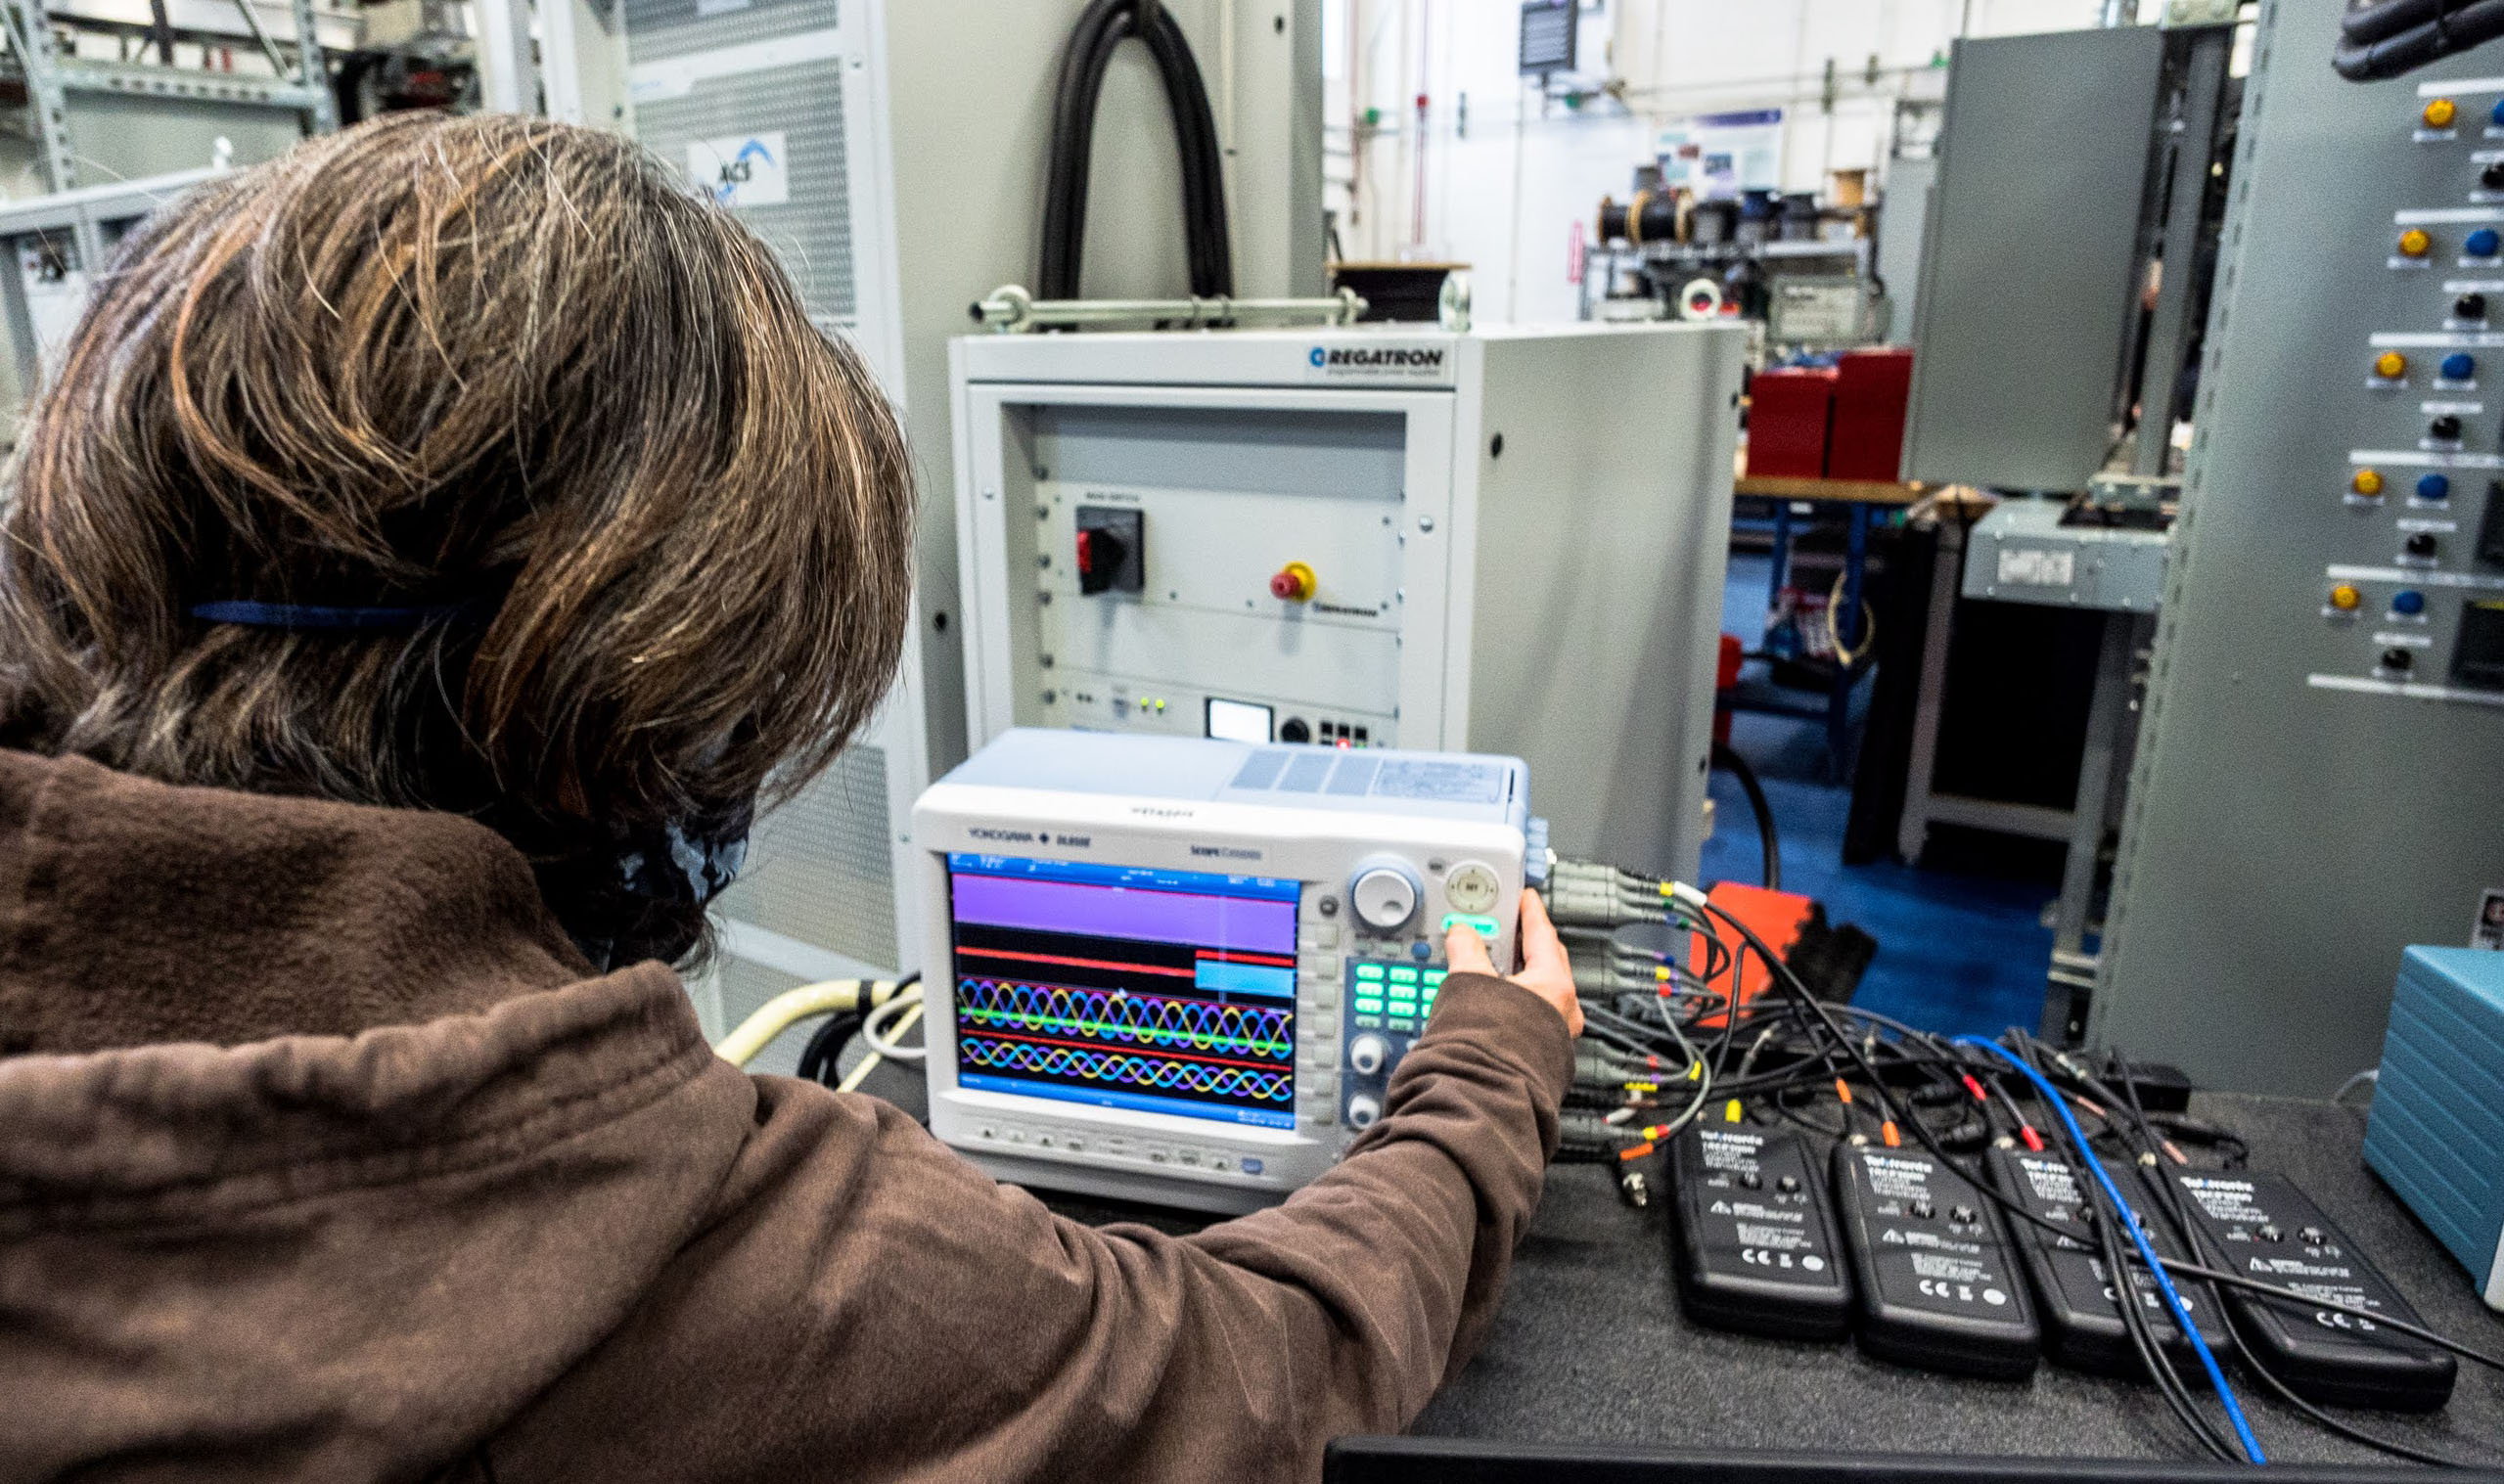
[2426,98,2459,129]
[2352,468,2386,497]
[2400,228,2434,258]
[2374,350,2408,380]
[2330,584,2362,611]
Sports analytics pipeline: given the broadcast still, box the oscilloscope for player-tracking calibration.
[914,728,1539,1212]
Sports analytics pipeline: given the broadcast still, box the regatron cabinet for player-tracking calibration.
[949,323,1746,883]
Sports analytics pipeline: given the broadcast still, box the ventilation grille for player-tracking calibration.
[1227,748,1509,804]
[715,742,898,973]
[624,0,856,320]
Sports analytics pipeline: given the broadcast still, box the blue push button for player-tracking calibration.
[1242,1156,1264,1175]
[2393,589,2428,616]
[2419,472,2453,502]
[2442,352,2478,381]
[2471,228,2502,257]
[2493,98,2504,126]
[1409,940,1434,961]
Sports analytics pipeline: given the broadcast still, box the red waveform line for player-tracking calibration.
[957,945,1196,978]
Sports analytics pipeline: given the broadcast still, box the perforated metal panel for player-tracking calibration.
[623,0,857,322]
[714,956,811,1077]
[715,742,899,972]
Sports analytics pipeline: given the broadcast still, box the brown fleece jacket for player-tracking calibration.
[0,748,1573,1483]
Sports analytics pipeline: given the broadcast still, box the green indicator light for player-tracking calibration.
[1354,963,1386,981]
[1440,913,1501,939]
[1389,966,1420,983]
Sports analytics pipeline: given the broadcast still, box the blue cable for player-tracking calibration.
[1953,1037,2268,1466]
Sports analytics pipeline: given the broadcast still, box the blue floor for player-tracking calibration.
[1695,554,2059,1041]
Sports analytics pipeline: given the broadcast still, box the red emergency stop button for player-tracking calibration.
[1269,562,1317,602]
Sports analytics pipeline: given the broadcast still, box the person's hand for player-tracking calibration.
[1444,888,1582,1037]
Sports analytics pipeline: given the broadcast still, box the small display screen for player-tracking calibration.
[1205,697,1275,744]
[946,854,1299,1128]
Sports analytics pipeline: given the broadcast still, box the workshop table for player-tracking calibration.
[1027,1088,2504,1467]
[1730,474,1925,776]
[1411,1094,2502,1465]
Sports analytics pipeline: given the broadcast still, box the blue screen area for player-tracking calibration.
[947,853,1300,1129]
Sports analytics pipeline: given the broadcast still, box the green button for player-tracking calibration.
[1389,966,1420,983]
[1389,1017,1419,1033]
[1424,968,1447,986]
[1353,996,1385,1013]
[1353,963,1386,981]
[1440,913,1501,939]
[1354,1014,1384,1029]
[1389,985,1419,1001]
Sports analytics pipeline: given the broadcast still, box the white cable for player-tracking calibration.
[1826,567,1877,667]
[838,1003,926,1094]
[858,983,929,1063]
[2331,1067,2379,1103]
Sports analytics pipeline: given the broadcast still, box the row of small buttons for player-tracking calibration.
[2348,468,2463,503]
[968,1120,1267,1177]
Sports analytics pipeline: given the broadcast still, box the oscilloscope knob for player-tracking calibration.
[1348,1033,1390,1076]
[1348,858,1424,933]
[1345,1095,1383,1130]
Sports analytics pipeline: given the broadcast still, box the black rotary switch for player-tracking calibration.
[2406,531,2440,559]
[2483,161,2504,192]
[2431,414,2464,440]
[2458,292,2490,321]
[2383,647,2416,673]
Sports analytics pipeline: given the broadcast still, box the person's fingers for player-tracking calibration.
[1445,919,1496,976]
[1516,889,1569,979]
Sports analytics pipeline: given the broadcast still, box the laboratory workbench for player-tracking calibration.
[1034,1089,2504,1466]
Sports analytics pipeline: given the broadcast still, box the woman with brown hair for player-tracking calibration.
[0,112,1578,1483]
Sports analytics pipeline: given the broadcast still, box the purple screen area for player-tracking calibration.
[950,874,1297,955]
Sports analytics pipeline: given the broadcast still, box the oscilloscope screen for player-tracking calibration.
[945,853,1300,1128]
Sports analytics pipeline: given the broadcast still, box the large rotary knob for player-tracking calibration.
[1348,859,1423,933]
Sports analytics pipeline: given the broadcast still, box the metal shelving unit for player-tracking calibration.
[0,0,341,191]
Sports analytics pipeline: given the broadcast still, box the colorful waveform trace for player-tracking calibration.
[957,1035,1295,1106]
[956,977,1294,1059]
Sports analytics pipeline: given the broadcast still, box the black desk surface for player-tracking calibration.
[1415,1093,2504,1464]
[1024,1087,2504,1467]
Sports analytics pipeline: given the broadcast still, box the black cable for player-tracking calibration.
[2092,1191,2243,1462]
[1701,897,1908,1138]
[1710,742,1781,891]
[2336,0,2504,80]
[2093,1050,2488,1468]
[795,971,923,1088]
[1039,0,1233,300]
[796,1012,859,1085]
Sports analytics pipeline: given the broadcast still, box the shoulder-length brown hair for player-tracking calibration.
[0,112,914,966]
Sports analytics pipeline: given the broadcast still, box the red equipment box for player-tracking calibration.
[1827,346,1914,481]
[1746,367,1838,479]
